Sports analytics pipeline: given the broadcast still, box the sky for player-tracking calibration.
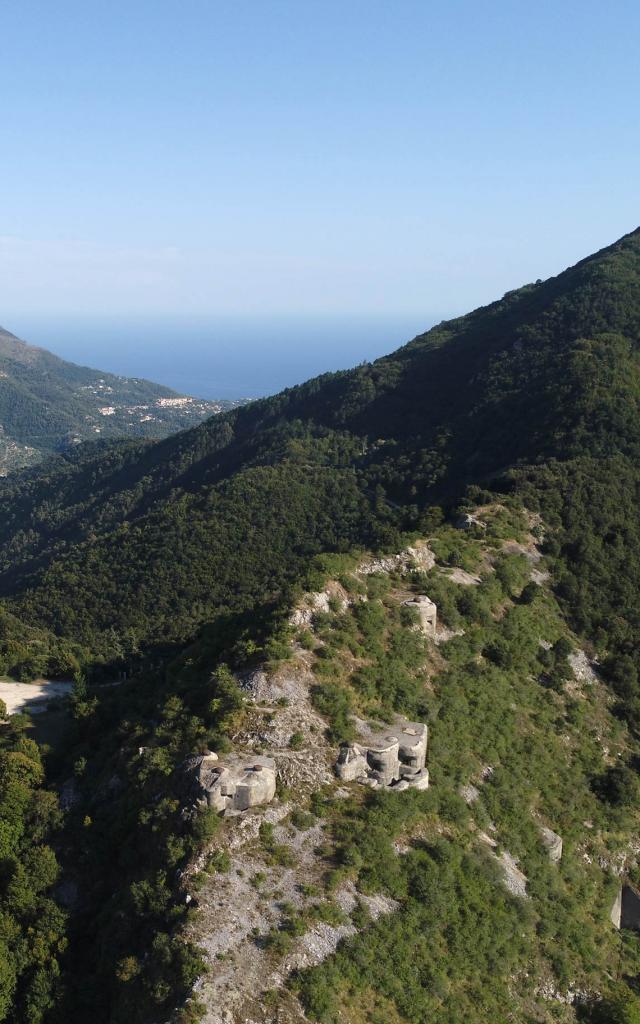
[0,0,639,319]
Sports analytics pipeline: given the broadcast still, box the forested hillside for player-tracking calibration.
[0,326,241,473]
[2,228,640,1023]
[1,228,640,685]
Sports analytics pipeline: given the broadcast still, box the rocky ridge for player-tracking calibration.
[177,507,636,1024]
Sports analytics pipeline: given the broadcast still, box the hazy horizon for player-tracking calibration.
[7,313,439,400]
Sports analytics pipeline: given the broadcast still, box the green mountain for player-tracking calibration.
[1,228,640,667]
[2,228,640,1024]
[0,325,241,474]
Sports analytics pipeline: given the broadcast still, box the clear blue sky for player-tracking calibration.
[0,0,638,318]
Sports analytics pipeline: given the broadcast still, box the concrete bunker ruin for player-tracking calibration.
[403,595,437,638]
[335,720,429,791]
[611,883,640,931]
[540,826,563,864]
[193,752,277,815]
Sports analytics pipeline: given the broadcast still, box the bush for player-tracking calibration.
[483,637,515,670]
[205,849,231,873]
[290,809,316,831]
[298,630,315,650]
[191,808,222,841]
[519,581,539,604]
[493,553,531,597]
[311,683,354,742]
[593,764,638,807]
[289,732,304,750]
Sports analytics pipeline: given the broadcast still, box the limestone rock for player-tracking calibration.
[498,851,528,898]
[456,512,485,531]
[460,783,480,805]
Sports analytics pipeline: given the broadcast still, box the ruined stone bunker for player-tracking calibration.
[193,752,277,815]
[403,595,437,638]
[336,720,429,791]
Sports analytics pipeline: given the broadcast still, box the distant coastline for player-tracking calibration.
[8,314,439,400]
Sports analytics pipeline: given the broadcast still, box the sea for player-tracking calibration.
[10,314,440,400]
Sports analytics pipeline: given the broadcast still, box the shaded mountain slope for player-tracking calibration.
[1,229,640,661]
[0,325,241,473]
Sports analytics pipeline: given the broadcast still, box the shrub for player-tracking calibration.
[290,809,316,831]
[191,808,222,842]
[205,849,231,873]
[593,764,638,807]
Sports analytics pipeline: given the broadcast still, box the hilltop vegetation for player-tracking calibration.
[0,326,241,473]
[0,721,67,1024]
[0,607,82,682]
[295,515,640,1024]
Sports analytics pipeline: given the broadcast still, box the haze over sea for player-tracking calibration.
[10,314,438,400]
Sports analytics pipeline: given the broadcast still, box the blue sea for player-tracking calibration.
[9,314,440,400]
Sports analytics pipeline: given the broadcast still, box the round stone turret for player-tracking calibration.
[366,734,401,785]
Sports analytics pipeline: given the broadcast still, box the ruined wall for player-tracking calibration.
[611,885,640,931]
[621,885,640,929]
[540,826,563,864]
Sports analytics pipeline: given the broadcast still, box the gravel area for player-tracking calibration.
[0,679,72,715]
